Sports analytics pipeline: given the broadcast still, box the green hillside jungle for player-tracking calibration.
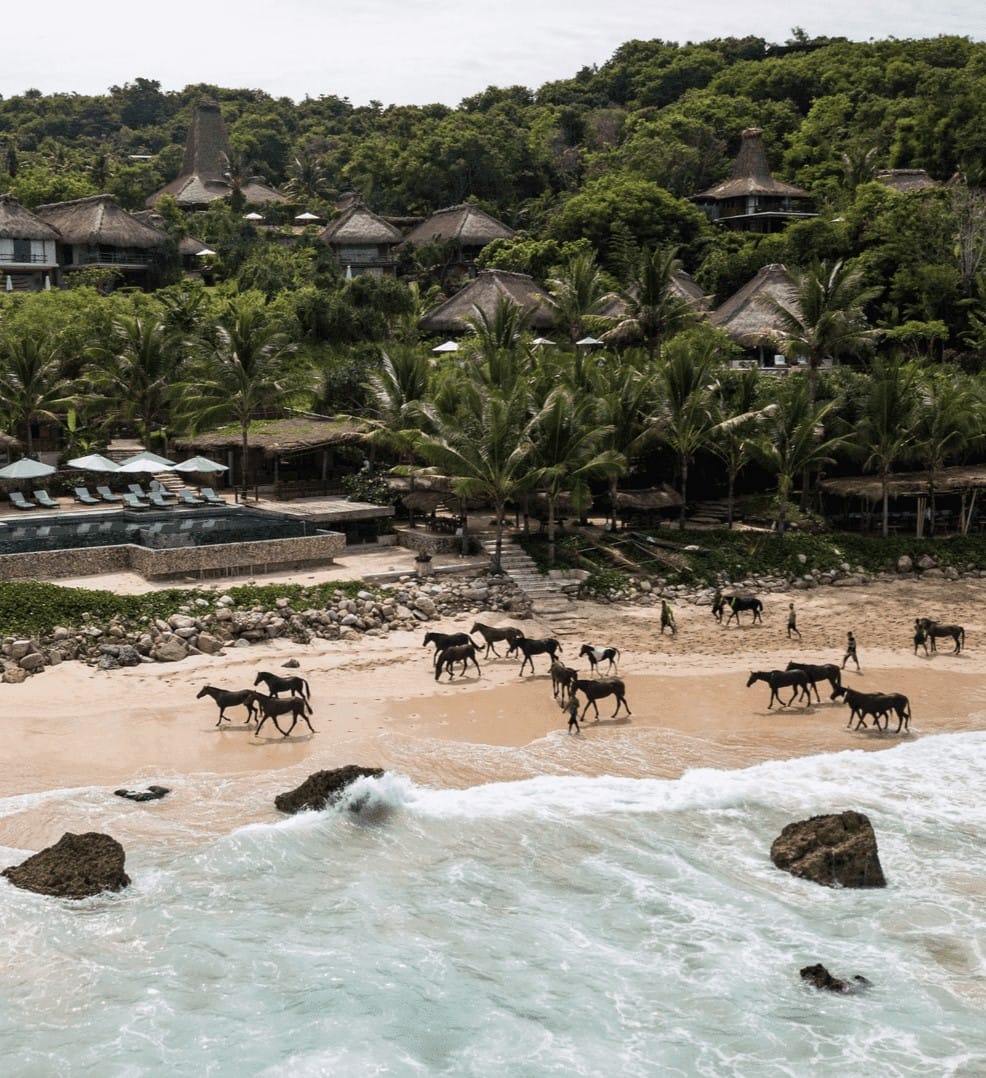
[3,31,986,600]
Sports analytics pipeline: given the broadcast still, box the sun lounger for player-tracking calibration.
[177,489,206,506]
[74,486,102,506]
[33,489,62,509]
[96,486,123,503]
[149,480,177,501]
[199,487,228,506]
[122,492,151,510]
[147,491,174,509]
[9,491,37,510]
[127,483,149,499]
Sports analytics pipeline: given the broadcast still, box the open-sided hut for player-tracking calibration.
[418,269,554,335]
[0,194,60,292]
[612,487,683,528]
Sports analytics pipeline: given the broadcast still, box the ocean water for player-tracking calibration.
[2,735,985,1077]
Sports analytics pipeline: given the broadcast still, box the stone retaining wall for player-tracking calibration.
[0,532,346,582]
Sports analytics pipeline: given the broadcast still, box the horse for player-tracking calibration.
[435,642,482,681]
[423,631,473,665]
[746,669,811,709]
[253,670,311,702]
[917,618,965,654]
[508,635,563,676]
[196,685,260,726]
[254,693,315,737]
[579,644,620,675]
[785,661,842,702]
[571,678,632,722]
[470,622,524,658]
[832,685,911,733]
[713,593,763,626]
[550,656,579,705]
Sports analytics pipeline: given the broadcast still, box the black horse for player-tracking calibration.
[254,694,315,737]
[435,642,482,681]
[746,669,811,709]
[508,635,562,676]
[917,618,965,654]
[785,661,842,702]
[470,622,523,658]
[833,685,911,733]
[713,593,763,626]
[253,671,311,701]
[423,631,473,665]
[196,685,260,726]
[571,678,632,722]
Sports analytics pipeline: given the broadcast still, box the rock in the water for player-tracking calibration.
[2,831,130,899]
[275,766,385,814]
[114,785,170,803]
[770,811,886,888]
[800,964,872,993]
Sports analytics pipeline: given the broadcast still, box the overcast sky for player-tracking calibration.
[5,1,982,107]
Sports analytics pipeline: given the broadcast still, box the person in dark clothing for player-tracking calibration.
[842,631,860,671]
[787,602,801,640]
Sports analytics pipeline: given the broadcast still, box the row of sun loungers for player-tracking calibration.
[9,485,228,511]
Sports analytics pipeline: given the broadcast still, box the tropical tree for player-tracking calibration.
[362,345,432,458]
[750,380,848,535]
[546,252,615,343]
[177,295,307,486]
[604,245,695,361]
[859,358,920,537]
[0,333,73,457]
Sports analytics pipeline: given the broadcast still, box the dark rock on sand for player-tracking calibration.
[770,811,886,888]
[2,831,131,899]
[275,766,385,815]
[800,964,873,993]
[282,658,301,668]
[115,785,171,802]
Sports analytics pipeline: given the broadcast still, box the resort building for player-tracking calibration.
[709,263,805,367]
[418,269,554,336]
[0,194,60,292]
[403,203,515,281]
[318,198,403,277]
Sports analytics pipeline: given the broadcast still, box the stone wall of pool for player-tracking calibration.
[0,532,346,582]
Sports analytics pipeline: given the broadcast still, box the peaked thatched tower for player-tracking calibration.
[692,128,814,233]
[146,100,285,210]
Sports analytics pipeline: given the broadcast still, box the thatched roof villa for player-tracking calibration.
[319,199,403,277]
[0,193,60,292]
[710,264,801,363]
[418,269,554,334]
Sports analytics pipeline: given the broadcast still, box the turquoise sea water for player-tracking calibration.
[2,734,985,1077]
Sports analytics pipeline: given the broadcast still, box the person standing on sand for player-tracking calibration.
[842,631,860,671]
[567,695,581,735]
[787,602,801,640]
[661,599,677,635]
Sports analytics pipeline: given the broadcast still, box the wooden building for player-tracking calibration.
[403,203,514,281]
[0,194,60,292]
[710,264,803,366]
[418,269,554,335]
[319,198,403,277]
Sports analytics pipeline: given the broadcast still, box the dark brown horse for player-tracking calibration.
[254,694,315,737]
[508,636,562,676]
[253,670,311,701]
[571,678,632,722]
[746,670,811,709]
[470,622,523,658]
[196,685,260,726]
[917,618,965,654]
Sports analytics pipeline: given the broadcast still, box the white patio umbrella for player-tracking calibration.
[174,456,228,474]
[119,450,176,468]
[575,336,604,347]
[0,458,56,480]
[531,337,556,346]
[117,458,175,474]
[66,453,120,472]
[432,340,459,353]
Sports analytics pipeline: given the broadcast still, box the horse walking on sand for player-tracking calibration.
[746,670,811,709]
[508,635,563,676]
[435,642,482,681]
[785,661,842,702]
[713,592,764,626]
[423,631,473,665]
[254,694,315,738]
[571,678,632,722]
[196,685,260,726]
[470,622,524,658]
[253,670,311,701]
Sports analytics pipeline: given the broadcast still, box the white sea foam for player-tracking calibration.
[2,735,986,1075]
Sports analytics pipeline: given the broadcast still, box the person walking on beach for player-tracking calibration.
[842,631,860,671]
[787,602,801,640]
[661,599,677,636]
[566,694,581,735]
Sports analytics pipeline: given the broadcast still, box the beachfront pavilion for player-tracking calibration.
[819,465,986,536]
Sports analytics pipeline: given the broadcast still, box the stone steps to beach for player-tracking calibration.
[480,536,585,631]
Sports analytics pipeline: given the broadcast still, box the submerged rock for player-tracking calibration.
[800,963,873,993]
[275,766,385,815]
[114,785,171,802]
[2,831,130,899]
[770,811,886,888]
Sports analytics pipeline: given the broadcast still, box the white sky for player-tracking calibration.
[5,1,983,107]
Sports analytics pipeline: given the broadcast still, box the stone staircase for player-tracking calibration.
[479,533,586,632]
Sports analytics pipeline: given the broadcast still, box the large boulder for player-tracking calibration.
[2,832,131,899]
[770,811,886,888]
[275,766,385,815]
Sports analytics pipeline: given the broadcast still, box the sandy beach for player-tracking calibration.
[4,561,986,852]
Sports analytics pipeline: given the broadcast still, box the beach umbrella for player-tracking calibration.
[432,340,459,353]
[575,336,604,347]
[0,458,56,480]
[531,337,555,346]
[117,458,174,474]
[174,455,228,474]
[66,453,120,473]
[119,450,176,468]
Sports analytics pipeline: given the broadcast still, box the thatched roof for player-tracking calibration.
[598,269,711,321]
[614,487,683,511]
[710,264,799,348]
[0,194,60,241]
[403,203,514,248]
[418,269,554,333]
[35,195,170,249]
[0,431,21,451]
[319,200,402,245]
[694,128,810,201]
[175,417,369,456]
[146,100,285,208]
[874,169,939,193]
[820,465,986,502]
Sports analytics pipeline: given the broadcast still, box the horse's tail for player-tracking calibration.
[302,677,311,702]
[960,628,966,646]
[303,697,313,716]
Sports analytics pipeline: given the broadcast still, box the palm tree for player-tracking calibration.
[87,315,184,452]
[0,333,73,457]
[751,380,848,535]
[765,259,881,407]
[411,380,535,572]
[859,359,920,537]
[178,296,306,486]
[527,386,622,565]
[546,252,615,344]
[604,245,695,361]
[363,345,432,458]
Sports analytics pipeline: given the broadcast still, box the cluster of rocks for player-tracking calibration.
[0,572,530,681]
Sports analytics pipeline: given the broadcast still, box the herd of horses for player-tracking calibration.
[196,671,314,738]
